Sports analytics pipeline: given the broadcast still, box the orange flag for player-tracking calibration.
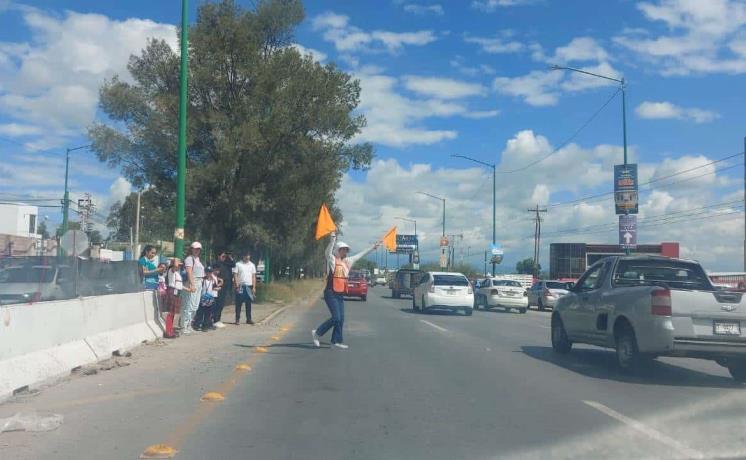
[315,203,337,240]
[382,226,397,252]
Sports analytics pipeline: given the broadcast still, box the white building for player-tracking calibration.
[0,203,40,238]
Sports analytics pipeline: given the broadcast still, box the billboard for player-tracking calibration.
[614,164,638,215]
[394,234,417,254]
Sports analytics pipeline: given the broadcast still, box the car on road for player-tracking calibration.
[391,268,422,299]
[413,271,474,316]
[474,278,528,313]
[374,275,387,286]
[346,271,368,301]
[527,280,571,311]
[551,255,746,380]
[0,264,74,305]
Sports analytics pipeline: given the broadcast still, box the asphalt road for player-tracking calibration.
[5,287,746,459]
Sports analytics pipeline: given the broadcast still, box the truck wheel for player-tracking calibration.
[392,290,399,299]
[464,307,473,316]
[421,296,427,314]
[615,324,641,373]
[551,315,572,354]
[727,361,746,382]
[413,296,419,311]
[519,308,527,314]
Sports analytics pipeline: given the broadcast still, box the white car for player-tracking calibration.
[527,280,570,310]
[412,272,474,316]
[475,278,528,313]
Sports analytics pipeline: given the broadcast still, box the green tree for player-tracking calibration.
[106,190,173,243]
[89,0,372,272]
[516,258,539,275]
[352,258,377,272]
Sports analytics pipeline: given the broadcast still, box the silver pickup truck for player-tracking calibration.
[551,255,746,380]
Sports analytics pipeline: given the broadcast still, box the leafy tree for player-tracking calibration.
[88,230,104,244]
[107,190,173,243]
[516,258,539,275]
[352,258,377,272]
[89,0,372,272]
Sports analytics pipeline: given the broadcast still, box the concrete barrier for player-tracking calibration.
[0,291,162,401]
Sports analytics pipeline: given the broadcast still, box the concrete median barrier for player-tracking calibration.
[0,291,161,401]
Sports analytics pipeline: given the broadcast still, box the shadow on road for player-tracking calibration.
[234,343,329,350]
[399,307,465,317]
[381,295,412,300]
[475,307,519,314]
[521,345,741,388]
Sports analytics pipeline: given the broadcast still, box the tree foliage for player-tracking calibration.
[90,0,372,272]
[107,190,173,243]
[516,258,539,275]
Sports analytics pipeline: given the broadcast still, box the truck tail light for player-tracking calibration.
[651,288,672,316]
[429,285,435,293]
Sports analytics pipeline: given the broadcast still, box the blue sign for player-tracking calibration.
[614,164,638,215]
[395,234,418,253]
[490,243,503,256]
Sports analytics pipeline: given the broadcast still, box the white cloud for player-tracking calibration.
[0,7,176,149]
[614,0,746,75]
[462,109,500,119]
[493,37,621,106]
[449,56,496,76]
[312,11,436,54]
[636,101,720,123]
[0,122,42,137]
[337,130,743,271]
[403,76,487,99]
[291,44,327,62]
[403,4,444,15]
[493,70,563,106]
[464,34,526,54]
[470,0,534,12]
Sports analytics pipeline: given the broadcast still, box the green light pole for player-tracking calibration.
[452,154,496,275]
[174,0,189,257]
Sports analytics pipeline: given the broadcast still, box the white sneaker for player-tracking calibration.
[333,343,349,349]
[182,327,193,335]
[311,330,320,348]
[214,322,226,329]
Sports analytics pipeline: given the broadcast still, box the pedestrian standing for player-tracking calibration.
[212,251,235,328]
[164,258,183,339]
[232,251,257,325]
[312,233,378,349]
[138,245,160,290]
[194,266,221,332]
[180,241,205,335]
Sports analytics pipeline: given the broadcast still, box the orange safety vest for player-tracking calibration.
[331,259,348,294]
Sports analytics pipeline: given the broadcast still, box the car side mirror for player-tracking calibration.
[566,282,576,291]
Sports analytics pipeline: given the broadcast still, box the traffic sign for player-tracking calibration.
[490,243,503,256]
[619,214,637,249]
[440,236,449,248]
[614,164,638,215]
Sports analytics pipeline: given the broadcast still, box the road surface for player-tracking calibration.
[3,287,746,459]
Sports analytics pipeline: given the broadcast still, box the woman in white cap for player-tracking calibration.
[180,241,205,334]
[312,233,378,349]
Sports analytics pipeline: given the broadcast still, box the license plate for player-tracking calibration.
[714,321,741,336]
[446,290,457,296]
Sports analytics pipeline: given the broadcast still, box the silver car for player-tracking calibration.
[527,280,570,310]
[551,255,746,381]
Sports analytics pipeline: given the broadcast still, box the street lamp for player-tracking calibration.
[417,191,447,269]
[452,154,497,275]
[550,65,628,166]
[58,144,91,257]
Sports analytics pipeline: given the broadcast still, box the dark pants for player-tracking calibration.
[235,285,253,323]
[212,285,229,323]
[316,289,344,344]
[194,303,213,330]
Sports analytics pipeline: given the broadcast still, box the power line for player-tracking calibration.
[495,87,622,174]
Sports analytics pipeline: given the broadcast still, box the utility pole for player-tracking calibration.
[743,136,745,271]
[134,190,142,257]
[528,205,548,277]
[174,0,189,258]
[484,250,487,276]
[447,233,463,270]
[59,144,91,256]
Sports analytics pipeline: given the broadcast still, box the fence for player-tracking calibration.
[0,256,142,306]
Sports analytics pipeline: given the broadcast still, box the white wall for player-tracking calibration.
[0,203,39,237]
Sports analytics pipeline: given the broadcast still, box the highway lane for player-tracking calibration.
[5,287,746,459]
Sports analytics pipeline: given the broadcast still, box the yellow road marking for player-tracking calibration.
[200,392,225,402]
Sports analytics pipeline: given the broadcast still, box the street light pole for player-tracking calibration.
[417,191,447,269]
[174,0,189,258]
[452,154,497,275]
[59,144,91,256]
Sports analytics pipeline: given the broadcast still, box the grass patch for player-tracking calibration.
[256,278,323,304]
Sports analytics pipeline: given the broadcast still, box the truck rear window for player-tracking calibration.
[433,275,469,286]
[612,260,713,291]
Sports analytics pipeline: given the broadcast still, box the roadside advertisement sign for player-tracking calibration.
[395,234,417,253]
[619,214,637,249]
[490,243,503,264]
[614,164,638,215]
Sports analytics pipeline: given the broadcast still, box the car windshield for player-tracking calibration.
[545,281,567,289]
[494,280,522,287]
[348,272,364,280]
[433,275,469,286]
[612,260,713,290]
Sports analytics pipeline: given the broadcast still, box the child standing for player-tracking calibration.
[164,258,183,339]
[194,266,220,332]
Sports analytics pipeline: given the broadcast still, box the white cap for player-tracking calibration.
[335,241,350,251]
[190,241,202,249]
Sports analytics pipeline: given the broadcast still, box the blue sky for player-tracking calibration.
[0,0,745,270]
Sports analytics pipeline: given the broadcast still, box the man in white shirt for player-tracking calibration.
[232,251,257,325]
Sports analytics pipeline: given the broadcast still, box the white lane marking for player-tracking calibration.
[420,319,448,332]
[583,400,704,459]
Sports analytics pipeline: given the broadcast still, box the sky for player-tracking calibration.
[0,0,744,271]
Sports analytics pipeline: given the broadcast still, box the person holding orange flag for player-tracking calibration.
[312,203,380,349]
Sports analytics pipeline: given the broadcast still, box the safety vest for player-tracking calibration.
[331,258,348,294]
